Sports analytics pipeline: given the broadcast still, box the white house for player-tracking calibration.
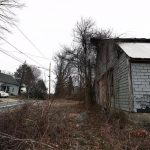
[0,73,19,96]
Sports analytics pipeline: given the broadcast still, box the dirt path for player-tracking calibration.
[0,98,19,103]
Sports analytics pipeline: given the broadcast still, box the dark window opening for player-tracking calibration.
[137,107,150,113]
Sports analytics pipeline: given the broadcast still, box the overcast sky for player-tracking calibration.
[0,0,150,91]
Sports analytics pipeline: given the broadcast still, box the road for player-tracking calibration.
[0,98,25,112]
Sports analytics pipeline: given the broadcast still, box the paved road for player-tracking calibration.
[0,98,25,112]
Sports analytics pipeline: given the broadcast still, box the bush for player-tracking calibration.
[110,110,128,129]
[0,101,68,149]
[29,80,47,100]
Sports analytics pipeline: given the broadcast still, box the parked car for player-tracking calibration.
[0,91,9,98]
[20,87,27,94]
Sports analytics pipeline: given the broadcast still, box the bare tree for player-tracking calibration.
[31,65,41,81]
[0,0,23,36]
[73,18,112,106]
[53,17,113,105]
[61,46,86,99]
[73,17,96,106]
[54,49,73,98]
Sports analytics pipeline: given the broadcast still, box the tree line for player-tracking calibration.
[54,18,112,107]
[14,62,47,99]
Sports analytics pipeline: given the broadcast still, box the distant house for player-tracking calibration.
[0,72,19,95]
[91,38,150,115]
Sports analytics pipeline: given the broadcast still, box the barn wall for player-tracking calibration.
[95,41,131,111]
[95,41,115,105]
[131,63,150,112]
[113,52,130,111]
[96,41,114,78]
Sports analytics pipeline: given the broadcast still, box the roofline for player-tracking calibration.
[91,38,150,44]
[0,72,12,76]
[129,57,150,62]
[0,81,19,86]
[117,43,150,60]
[0,73,19,86]
[91,38,150,60]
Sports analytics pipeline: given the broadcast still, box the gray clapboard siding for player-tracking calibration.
[113,52,130,111]
[131,63,150,111]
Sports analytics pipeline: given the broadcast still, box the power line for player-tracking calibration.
[0,47,49,72]
[0,48,24,63]
[15,25,46,57]
[6,50,50,60]
[1,37,49,70]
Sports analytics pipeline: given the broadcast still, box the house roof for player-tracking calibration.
[0,73,19,86]
[91,38,150,59]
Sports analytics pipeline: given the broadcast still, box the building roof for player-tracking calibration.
[0,73,19,86]
[91,38,150,59]
[91,38,150,43]
[118,43,150,59]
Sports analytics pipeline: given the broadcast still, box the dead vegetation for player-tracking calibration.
[0,99,149,150]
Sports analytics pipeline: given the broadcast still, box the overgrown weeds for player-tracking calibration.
[0,100,149,150]
[0,100,69,149]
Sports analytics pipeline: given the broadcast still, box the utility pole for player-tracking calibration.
[18,61,26,95]
[48,63,51,99]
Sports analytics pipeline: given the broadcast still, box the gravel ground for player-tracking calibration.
[0,98,19,103]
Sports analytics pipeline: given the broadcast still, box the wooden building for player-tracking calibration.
[91,38,150,113]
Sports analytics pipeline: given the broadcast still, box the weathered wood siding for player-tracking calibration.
[113,52,130,111]
[96,41,114,78]
[96,41,131,111]
[131,63,150,112]
[95,41,115,105]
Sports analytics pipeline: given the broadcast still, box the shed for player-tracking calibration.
[91,38,150,115]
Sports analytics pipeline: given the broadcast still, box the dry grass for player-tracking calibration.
[0,99,149,150]
[0,100,67,149]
